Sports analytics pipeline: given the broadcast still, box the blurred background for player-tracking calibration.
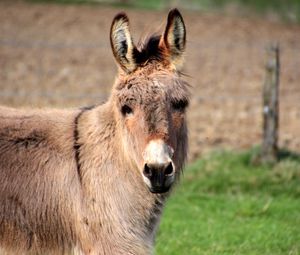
[1,0,300,159]
[1,0,300,254]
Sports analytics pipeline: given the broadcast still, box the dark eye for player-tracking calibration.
[121,105,133,116]
[171,100,188,112]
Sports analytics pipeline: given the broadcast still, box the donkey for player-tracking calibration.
[0,8,189,255]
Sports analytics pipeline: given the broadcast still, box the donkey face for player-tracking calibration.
[111,9,188,193]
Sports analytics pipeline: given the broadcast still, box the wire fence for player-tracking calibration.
[1,38,300,104]
[2,38,300,51]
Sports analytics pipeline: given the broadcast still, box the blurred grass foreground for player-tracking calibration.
[155,149,300,254]
[28,0,300,23]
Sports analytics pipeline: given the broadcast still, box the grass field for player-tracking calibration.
[28,0,300,23]
[155,149,300,255]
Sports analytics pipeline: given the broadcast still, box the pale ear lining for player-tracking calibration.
[162,9,186,68]
[110,13,137,73]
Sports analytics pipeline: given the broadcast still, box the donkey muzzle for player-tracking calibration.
[142,140,175,193]
[143,162,175,193]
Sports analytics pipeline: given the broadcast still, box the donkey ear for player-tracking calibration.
[160,9,186,69]
[110,13,136,73]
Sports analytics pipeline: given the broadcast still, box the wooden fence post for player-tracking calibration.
[261,43,280,163]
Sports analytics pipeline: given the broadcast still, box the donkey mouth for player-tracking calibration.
[149,185,171,194]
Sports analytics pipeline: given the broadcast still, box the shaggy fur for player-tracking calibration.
[0,9,188,255]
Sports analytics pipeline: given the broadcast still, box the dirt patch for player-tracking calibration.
[1,1,300,160]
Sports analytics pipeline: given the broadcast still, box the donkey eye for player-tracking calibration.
[171,100,188,112]
[121,105,133,116]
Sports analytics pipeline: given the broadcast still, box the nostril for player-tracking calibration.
[143,164,152,178]
[164,162,174,176]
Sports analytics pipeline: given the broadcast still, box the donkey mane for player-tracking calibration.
[73,105,96,184]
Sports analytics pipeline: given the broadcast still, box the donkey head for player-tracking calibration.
[111,9,189,193]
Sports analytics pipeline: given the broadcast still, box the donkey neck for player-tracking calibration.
[75,102,166,245]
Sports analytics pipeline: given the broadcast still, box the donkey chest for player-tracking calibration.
[80,173,163,249]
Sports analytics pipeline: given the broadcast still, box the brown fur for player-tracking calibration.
[0,9,188,255]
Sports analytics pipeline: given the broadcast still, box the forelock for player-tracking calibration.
[133,34,167,65]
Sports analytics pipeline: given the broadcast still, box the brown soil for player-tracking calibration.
[1,1,300,160]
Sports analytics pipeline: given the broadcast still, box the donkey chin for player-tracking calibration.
[142,139,175,193]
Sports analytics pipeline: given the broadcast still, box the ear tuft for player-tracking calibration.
[114,12,129,24]
[110,12,136,73]
[161,8,186,69]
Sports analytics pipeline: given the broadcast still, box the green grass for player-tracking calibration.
[27,0,166,10]
[27,0,300,23]
[155,149,300,255]
[197,0,300,23]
